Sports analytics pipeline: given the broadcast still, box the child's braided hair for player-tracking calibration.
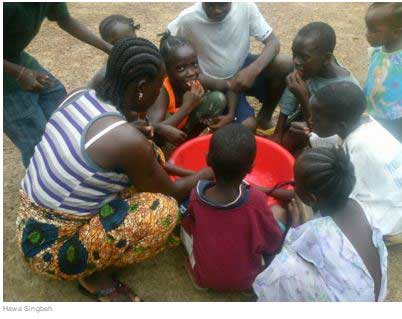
[99,14,140,41]
[158,30,192,64]
[94,37,163,112]
[295,147,356,211]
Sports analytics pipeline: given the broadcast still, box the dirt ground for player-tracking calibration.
[3,2,402,302]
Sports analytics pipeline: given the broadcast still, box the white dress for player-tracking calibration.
[253,217,388,301]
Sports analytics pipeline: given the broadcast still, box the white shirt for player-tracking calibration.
[167,2,272,80]
[253,217,388,302]
[343,117,402,236]
[309,116,402,236]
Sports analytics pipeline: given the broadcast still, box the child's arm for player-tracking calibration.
[158,81,204,128]
[271,113,288,144]
[256,185,294,202]
[286,72,311,127]
[198,73,229,92]
[4,59,52,91]
[147,87,170,124]
[56,12,112,54]
[228,33,280,92]
[209,90,238,130]
[87,65,106,89]
[163,162,196,177]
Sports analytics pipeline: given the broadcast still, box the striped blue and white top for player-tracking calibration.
[21,89,131,216]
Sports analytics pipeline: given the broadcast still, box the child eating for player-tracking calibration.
[271,22,359,155]
[364,2,402,142]
[147,32,248,141]
[181,124,283,292]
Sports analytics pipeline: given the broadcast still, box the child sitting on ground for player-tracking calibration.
[271,22,359,156]
[293,82,402,244]
[88,14,140,88]
[254,147,387,301]
[364,2,402,142]
[181,124,284,292]
[147,32,249,143]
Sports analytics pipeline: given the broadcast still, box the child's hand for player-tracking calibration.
[133,119,154,139]
[208,114,234,131]
[182,81,205,113]
[156,124,187,145]
[288,198,303,227]
[18,69,52,92]
[286,71,309,102]
[227,66,258,92]
[289,121,310,137]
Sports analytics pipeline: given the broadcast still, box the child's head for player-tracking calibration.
[365,3,402,48]
[99,15,140,45]
[294,147,356,211]
[159,32,200,91]
[207,124,256,184]
[292,22,336,78]
[310,82,366,138]
[202,2,232,22]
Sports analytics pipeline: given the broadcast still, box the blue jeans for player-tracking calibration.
[230,54,272,123]
[3,63,67,167]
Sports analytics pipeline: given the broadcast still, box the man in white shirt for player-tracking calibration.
[308,82,402,243]
[167,2,292,130]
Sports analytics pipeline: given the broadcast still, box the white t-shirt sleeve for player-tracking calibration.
[167,15,183,37]
[248,3,272,42]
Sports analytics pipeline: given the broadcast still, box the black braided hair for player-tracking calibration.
[295,147,356,211]
[99,14,140,41]
[369,3,402,28]
[297,22,337,54]
[314,81,367,124]
[94,37,163,112]
[159,30,192,65]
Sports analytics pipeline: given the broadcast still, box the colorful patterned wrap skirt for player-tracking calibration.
[16,147,180,280]
[16,190,179,280]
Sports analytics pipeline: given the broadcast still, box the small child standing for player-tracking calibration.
[364,3,402,142]
[271,22,359,155]
[181,124,283,292]
[88,15,140,88]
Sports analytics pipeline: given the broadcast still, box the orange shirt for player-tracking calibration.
[163,77,201,129]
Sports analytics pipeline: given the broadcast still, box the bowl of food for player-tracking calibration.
[169,134,295,206]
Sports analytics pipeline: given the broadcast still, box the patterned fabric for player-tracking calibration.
[364,47,402,120]
[21,89,131,215]
[253,217,388,302]
[16,190,179,280]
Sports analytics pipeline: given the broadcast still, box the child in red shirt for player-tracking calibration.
[181,124,283,292]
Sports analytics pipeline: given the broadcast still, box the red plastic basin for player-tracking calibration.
[169,134,295,206]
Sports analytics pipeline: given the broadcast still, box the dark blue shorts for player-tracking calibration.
[227,54,270,123]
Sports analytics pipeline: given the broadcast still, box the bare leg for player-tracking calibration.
[257,54,293,130]
[241,116,257,132]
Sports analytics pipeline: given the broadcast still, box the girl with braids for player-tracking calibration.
[16,37,213,301]
[88,14,140,89]
[253,147,388,301]
[147,32,253,143]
